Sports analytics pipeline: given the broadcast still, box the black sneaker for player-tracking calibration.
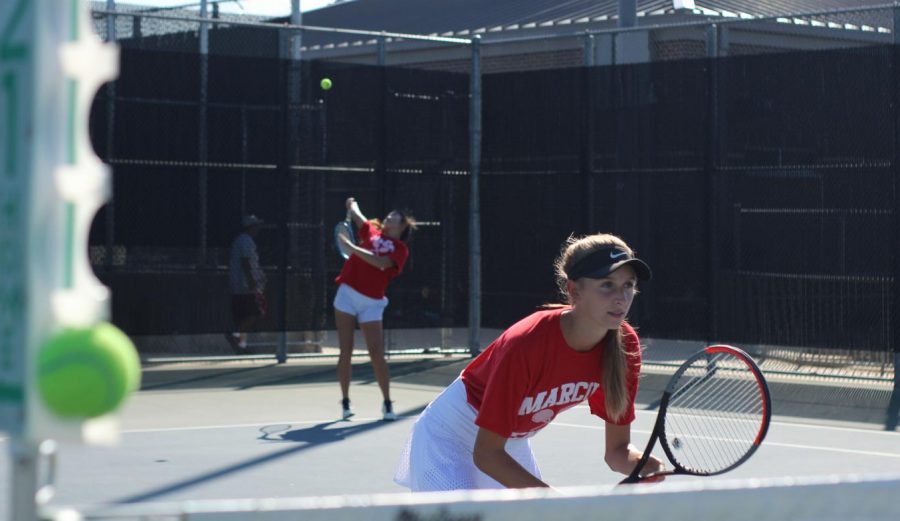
[341,398,354,420]
[382,400,396,421]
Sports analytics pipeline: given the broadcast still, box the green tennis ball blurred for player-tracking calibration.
[37,323,141,419]
[320,77,333,91]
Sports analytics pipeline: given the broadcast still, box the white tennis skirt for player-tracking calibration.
[394,377,541,491]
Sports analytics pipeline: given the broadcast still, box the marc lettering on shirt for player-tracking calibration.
[511,381,601,437]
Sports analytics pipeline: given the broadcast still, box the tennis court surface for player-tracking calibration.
[1,345,896,520]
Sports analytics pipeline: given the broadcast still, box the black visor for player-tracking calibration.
[566,246,652,281]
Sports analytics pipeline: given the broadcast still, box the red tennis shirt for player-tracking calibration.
[461,308,641,438]
[335,221,409,299]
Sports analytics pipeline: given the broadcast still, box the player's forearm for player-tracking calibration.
[346,198,366,225]
[472,447,549,489]
[605,443,643,475]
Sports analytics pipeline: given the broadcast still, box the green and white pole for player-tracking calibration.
[1,0,120,519]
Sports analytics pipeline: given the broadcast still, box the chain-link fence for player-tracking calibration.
[85,3,898,384]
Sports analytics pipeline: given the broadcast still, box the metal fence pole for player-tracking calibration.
[618,0,636,28]
[198,0,210,266]
[276,0,303,364]
[377,33,386,65]
[105,0,116,40]
[583,33,595,67]
[888,6,900,430]
[583,35,596,233]
[705,23,719,343]
[468,36,482,356]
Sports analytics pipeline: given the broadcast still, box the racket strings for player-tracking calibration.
[672,364,762,445]
[668,385,762,470]
[681,369,761,415]
[663,353,766,474]
[667,398,759,472]
[672,383,760,470]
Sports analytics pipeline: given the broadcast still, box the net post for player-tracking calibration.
[468,35,482,357]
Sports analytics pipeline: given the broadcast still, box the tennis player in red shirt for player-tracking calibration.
[395,233,666,490]
[334,197,416,421]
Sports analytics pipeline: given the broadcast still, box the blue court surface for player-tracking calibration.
[1,353,898,519]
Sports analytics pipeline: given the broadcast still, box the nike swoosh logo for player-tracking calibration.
[610,251,628,259]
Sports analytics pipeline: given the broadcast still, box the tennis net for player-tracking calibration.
[45,472,900,520]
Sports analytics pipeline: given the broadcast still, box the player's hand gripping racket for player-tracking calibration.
[620,345,771,484]
[333,209,357,260]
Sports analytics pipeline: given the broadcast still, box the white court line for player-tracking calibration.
[120,418,385,434]
[11,408,888,460]
[553,407,900,459]
[121,417,900,460]
[551,421,900,459]
[762,441,900,459]
[765,418,900,435]
[118,411,900,460]
[0,421,369,441]
[575,405,899,436]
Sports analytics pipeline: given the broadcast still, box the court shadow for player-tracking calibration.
[258,410,424,446]
[113,405,425,504]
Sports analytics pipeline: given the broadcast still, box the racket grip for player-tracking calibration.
[618,474,642,485]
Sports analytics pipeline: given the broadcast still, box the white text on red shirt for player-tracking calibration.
[517,381,600,416]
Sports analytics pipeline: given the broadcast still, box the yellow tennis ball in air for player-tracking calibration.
[320,77,333,90]
[37,323,141,419]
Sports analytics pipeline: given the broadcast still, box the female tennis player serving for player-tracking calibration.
[395,233,665,490]
[334,197,416,421]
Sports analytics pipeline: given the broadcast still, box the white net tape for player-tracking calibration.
[46,472,900,521]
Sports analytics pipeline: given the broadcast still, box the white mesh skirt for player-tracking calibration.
[394,377,541,491]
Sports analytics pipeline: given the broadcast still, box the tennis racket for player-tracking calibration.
[620,344,771,484]
[333,210,357,260]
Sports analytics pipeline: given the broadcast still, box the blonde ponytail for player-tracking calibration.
[602,326,633,422]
